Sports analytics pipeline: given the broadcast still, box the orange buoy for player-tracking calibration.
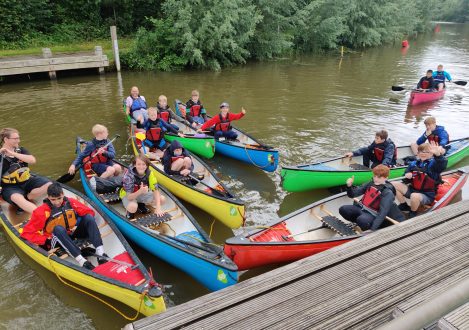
[401,40,409,48]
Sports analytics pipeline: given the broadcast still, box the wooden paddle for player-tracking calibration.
[57,134,120,183]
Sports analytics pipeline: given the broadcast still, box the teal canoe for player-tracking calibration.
[281,137,469,192]
[122,102,215,158]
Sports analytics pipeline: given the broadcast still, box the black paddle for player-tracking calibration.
[186,174,231,198]
[392,80,466,91]
[391,85,406,91]
[57,134,120,183]
[0,153,4,194]
[159,232,224,256]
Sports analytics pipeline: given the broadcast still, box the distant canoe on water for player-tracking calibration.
[408,89,445,105]
[281,137,469,192]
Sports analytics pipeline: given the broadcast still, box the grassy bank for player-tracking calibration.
[0,38,133,63]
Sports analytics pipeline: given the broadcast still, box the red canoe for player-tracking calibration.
[409,89,445,105]
[224,169,468,270]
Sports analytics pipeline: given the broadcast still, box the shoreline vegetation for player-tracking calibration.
[0,0,467,72]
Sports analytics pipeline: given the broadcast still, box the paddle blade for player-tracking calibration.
[391,86,405,91]
[453,80,467,86]
[56,172,75,183]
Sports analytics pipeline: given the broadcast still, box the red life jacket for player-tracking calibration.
[215,114,231,132]
[411,171,438,192]
[146,127,163,143]
[190,105,202,117]
[427,134,439,144]
[373,145,397,163]
[89,146,109,164]
[159,110,170,122]
[421,80,430,89]
[360,185,383,212]
[171,155,185,163]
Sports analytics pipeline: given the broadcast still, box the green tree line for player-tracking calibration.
[0,0,467,70]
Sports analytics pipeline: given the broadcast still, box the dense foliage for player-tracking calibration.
[0,0,466,70]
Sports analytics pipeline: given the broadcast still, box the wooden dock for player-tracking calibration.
[125,199,469,330]
[0,46,108,79]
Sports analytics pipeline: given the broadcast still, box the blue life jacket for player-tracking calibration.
[130,97,147,113]
[433,71,446,84]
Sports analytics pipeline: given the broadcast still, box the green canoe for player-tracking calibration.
[281,137,469,192]
[122,102,215,158]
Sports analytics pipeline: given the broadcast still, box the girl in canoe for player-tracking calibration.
[339,165,405,233]
[156,95,179,131]
[0,128,52,213]
[162,140,194,177]
[185,90,208,127]
[68,124,122,179]
[119,154,165,220]
[125,86,148,127]
[344,130,397,168]
[140,107,184,160]
[198,102,246,140]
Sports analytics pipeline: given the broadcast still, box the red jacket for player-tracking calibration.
[21,198,95,245]
[200,112,245,131]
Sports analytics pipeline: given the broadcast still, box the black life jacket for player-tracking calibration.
[129,168,151,193]
[215,114,231,132]
[1,150,31,184]
[44,197,77,234]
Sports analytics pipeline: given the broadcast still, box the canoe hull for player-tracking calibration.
[409,89,445,105]
[215,141,279,172]
[79,170,238,291]
[165,134,215,159]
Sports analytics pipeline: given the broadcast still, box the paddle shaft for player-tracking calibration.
[159,232,222,255]
[89,252,138,270]
[353,198,399,225]
[282,224,326,239]
[187,174,229,198]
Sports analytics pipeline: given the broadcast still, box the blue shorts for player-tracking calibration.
[144,139,168,151]
[404,186,434,205]
[91,160,115,176]
[1,175,51,204]
[192,116,205,125]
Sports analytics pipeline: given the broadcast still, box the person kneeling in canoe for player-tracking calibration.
[416,70,435,92]
[68,124,122,179]
[21,183,107,270]
[185,90,208,127]
[410,116,449,155]
[162,140,193,178]
[392,142,447,218]
[156,95,179,131]
[1,128,52,214]
[339,165,405,232]
[432,64,452,91]
[140,107,184,160]
[125,86,148,127]
[197,102,246,140]
[120,155,165,220]
[344,130,397,168]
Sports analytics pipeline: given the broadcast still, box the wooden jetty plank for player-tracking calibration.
[129,201,469,329]
[438,303,469,330]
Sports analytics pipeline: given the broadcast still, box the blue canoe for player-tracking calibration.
[75,137,238,291]
[175,99,279,172]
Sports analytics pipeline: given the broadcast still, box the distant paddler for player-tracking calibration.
[197,102,246,141]
[416,70,435,91]
[185,90,208,127]
[0,128,52,214]
[432,64,452,91]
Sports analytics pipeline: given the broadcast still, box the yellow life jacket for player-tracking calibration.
[44,198,77,234]
[1,163,31,184]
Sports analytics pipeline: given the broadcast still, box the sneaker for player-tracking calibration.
[97,253,109,265]
[83,261,95,270]
[126,212,136,220]
[398,203,411,212]
[137,203,150,214]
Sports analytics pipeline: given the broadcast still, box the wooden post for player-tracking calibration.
[95,46,105,74]
[42,48,56,80]
[110,26,121,72]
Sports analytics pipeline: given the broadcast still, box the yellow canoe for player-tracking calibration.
[130,125,245,229]
[0,183,165,318]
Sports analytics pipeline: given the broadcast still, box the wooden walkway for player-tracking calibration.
[125,199,469,330]
[0,46,108,79]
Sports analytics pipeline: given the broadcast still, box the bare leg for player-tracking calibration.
[112,164,122,176]
[438,83,444,91]
[10,193,38,214]
[126,200,138,213]
[170,158,184,172]
[182,157,192,170]
[100,166,116,179]
[392,182,409,204]
[410,142,419,155]
[409,193,422,211]
[27,181,52,201]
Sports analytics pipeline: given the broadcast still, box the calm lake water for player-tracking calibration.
[1,23,469,329]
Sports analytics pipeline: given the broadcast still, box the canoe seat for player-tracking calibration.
[134,213,172,229]
[250,222,294,242]
[348,163,370,170]
[100,192,121,203]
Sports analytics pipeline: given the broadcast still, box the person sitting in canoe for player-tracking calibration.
[0,128,52,214]
[410,116,449,155]
[339,165,404,232]
[344,130,397,168]
[156,95,179,131]
[416,70,435,91]
[197,102,246,140]
[162,140,193,177]
[125,86,148,127]
[119,155,165,220]
[21,182,107,270]
[432,64,452,91]
[140,107,184,160]
[69,125,122,179]
[392,142,447,218]
[185,90,208,127]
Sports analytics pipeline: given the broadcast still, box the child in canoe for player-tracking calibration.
[162,140,193,177]
[185,90,208,127]
[433,64,452,91]
[139,107,184,160]
[125,86,148,127]
[68,124,122,179]
[416,70,435,91]
[156,95,179,131]
[197,102,246,140]
[410,116,449,155]
[392,142,447,218]
[339,165,405,232]
[344,130,397,168]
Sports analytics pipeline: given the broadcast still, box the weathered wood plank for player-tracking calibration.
[438,303,469,330]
